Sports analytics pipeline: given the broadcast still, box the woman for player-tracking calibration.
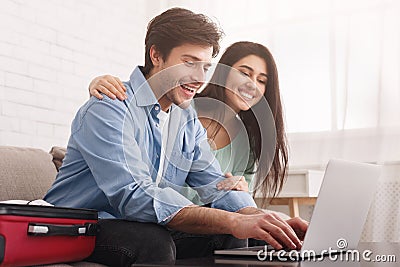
[89,42,288,205]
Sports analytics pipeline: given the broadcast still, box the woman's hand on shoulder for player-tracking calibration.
[89,75,127,100]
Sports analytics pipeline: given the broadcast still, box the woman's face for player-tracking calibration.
[224,55,268,113]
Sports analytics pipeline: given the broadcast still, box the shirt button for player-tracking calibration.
[154,106,159,111]
[155,123,159,127]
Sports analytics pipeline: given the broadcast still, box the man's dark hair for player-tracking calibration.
[143,7,223,74]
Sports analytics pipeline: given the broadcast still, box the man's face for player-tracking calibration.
[156,44,213,109]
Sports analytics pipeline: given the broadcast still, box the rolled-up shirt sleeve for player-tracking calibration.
[210,190,257,212]
[74,99,192,224]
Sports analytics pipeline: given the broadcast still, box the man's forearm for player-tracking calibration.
[237,206,265,215]
[167,206,240,235]
[167,205,307,250]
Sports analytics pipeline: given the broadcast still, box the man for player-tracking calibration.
[45,8,307,266]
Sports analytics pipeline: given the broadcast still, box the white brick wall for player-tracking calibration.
[0,0,153,151]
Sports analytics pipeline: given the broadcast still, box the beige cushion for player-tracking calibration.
[49,146,67,171]
[0,146,57,201]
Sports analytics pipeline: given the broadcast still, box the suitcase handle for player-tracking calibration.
[27,222,97,236]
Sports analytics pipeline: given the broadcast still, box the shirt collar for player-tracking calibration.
[129,66,158,107]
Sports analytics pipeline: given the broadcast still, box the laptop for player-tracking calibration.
[214,159,381,260]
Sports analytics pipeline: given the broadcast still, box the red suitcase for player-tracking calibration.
[0,204,98,267]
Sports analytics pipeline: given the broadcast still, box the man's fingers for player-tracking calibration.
[261,223,297,249]
[273,219,302,249]
[260,214,301,249]
[271,213,300,241]
[288,217,309,231]
[257,230,283,250]
[286,217,309,241]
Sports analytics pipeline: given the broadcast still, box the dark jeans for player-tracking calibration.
[85,219,246,267]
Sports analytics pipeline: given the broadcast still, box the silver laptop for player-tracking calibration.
[215,159,381,259]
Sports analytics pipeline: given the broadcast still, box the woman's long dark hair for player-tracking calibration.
[195,41,289,203]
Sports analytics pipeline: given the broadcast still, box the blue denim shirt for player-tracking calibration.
[44,66,256,225]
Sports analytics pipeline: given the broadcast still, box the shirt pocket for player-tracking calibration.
[165,151,195,181]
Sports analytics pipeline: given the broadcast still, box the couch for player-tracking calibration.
[0,146,106,267]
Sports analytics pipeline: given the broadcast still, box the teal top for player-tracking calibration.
[182,121,256,205]
[213,127,255,185]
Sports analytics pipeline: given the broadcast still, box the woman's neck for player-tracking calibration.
[199,114,240,150]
